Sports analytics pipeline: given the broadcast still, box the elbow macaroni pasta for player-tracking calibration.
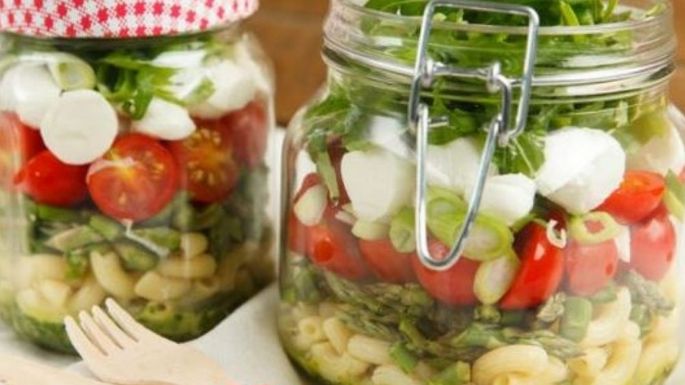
[347,334,393,366]
[472,345,548,385]
[310,342,370,383]
[586,322,641,385]
[293,316,326,350]
[157,254,218,280]
[179,233,209,259]
[134,271,192,302]
[371,365,421,385]
[581,287,632,348]
[322,317,352,355]
[68,275,107,313]
[90,251,136,300]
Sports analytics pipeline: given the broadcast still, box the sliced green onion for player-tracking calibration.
[560,297,593,342]
[46,54,96,90]
[569,211,621,245]
[389,343,418,373]
[427,187,466,217]
[352,220,389,240]
[315,152,340,202]
[428,212,514,262]
[389,207,415,253]
[546,219,567,249]
[473,253,520,305]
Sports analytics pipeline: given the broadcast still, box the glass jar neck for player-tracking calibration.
[323,0,676,96]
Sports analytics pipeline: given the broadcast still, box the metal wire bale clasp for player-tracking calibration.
[409,0,540,271]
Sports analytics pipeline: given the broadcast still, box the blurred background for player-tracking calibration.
[247,0,685,126]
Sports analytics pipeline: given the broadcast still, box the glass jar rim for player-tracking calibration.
[326,0,676,90]
[339,0,671,36]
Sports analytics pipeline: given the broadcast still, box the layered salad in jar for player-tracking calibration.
[279,1,683,385]
[0,32,275,352]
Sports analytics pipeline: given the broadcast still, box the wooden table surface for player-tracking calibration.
[249,0,685,125]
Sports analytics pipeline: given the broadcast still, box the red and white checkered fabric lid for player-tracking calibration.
[0,0,258,38]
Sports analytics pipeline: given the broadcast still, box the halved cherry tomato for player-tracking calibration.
[565,239,619,296]
[630,209,676,281]
[306,216,370,280]
[599,171,665,224]
[220,102,268,169]
[0,113,45,161]
[168,125,240,203]
[411,240,480,305]
[288,174,369,280]
[0,113,45,186]
[88,134,178,221]
[15,151,88,207]
[500,223,564,310]
[358,238,415,283]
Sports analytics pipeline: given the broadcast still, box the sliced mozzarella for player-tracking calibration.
[614,225,631,263]
[426,137,497,195]
[0,65,21,111]
[465,174,536,226]
[131,98,196,140]
[41,90,118,165]
[366,115,413,159]
[0,64,62,128]
[341,148,415,222]
[188,60,257,119]
[627,123,685,176]
[536,127,625,215]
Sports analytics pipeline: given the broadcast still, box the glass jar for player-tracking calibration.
[279,1,684,385]
[0,10,275,352]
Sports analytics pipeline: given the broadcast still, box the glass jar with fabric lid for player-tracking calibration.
[0,0,276,353]
[279,1,684,384]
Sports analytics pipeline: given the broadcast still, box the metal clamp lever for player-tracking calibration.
[409,0,540,271]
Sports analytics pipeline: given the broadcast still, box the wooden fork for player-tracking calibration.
[65,299,237,385]
[0,353,114,385]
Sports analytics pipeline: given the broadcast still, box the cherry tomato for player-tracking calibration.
[358,238,415,283]
[15,151,88,207]
[0,113,45,186]
[629,210,676,281]
[168,125,240,203]
[599,171,665,224]
[220,102,268,169]
[500,223,564,310]
[88,134,179,221]
[565,239,619,296]
[306,217,370,280]
[411,240,480,305]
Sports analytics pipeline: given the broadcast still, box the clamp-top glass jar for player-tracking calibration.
[279,1,684,384]
[0,1,275,352]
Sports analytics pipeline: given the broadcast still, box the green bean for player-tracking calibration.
[389,342,418,373]
[34,204,84,223]
[560,297,593,342]
[88,215,123,241]
[113,241,159,272]
[45,226,104,252]
[130,227,181,250]
[428,362,471,385]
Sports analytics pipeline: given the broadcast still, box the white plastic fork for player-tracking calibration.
[65,299,237,385]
